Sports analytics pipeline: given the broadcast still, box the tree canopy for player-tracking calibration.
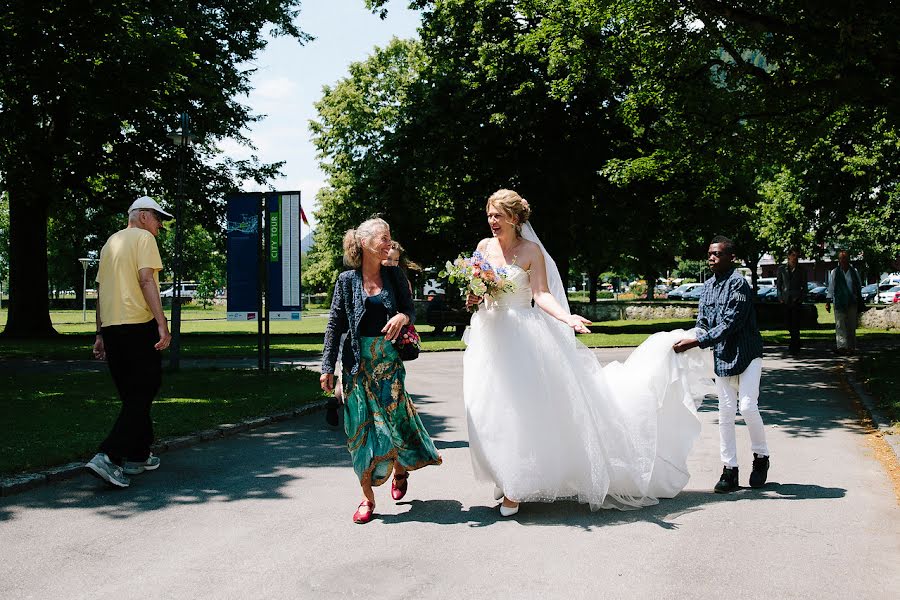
[305,0,898,295]
[0,1,309,336]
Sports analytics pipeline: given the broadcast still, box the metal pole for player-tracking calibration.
[82,264,87,322]
[263,194,271,374]
[169,112,188,370]
[257,194,264,372]
[79,258,91,323]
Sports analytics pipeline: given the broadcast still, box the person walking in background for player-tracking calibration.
[776,248,807,354]
[85,196,173,488]
[825,250,864,355]
[674,236,771,493]
[320,218,441,524]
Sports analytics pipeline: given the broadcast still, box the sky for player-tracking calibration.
[219,0,421,232]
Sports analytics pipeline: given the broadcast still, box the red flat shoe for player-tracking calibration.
[391,472,409,501]
[353,500,375,524]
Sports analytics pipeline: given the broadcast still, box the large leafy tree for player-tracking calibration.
[354,1,898,291]
[316,2,647,288]
[0,1,309,337]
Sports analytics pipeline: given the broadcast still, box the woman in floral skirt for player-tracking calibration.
[320,217,441,523]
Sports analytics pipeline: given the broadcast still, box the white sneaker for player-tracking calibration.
[85,453,130,488]
[123,454,161,475]
[499,502,519,517]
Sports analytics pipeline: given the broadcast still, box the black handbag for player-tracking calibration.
[393,323,420,361]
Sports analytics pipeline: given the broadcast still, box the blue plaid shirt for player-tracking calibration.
[695,268,763,377]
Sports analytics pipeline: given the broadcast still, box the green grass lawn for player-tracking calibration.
[2,303,898,475]
[2,305,898,359]
[0,367,325,476]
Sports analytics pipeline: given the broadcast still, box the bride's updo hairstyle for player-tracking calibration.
[486,189,531,236]
[343,217,390,268]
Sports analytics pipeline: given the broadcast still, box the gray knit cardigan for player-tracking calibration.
[321,266,416,376]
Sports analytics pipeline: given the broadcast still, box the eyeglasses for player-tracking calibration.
[708,251,731,258]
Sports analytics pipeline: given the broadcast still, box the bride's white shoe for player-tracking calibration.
[499,498,519,517]
[493,486,504,501]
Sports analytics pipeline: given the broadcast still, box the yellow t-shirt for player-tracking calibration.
[96,227,163,327]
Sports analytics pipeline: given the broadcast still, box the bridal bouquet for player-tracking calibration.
[440,251,516,311]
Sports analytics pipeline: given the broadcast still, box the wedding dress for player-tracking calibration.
[462,225,713,510]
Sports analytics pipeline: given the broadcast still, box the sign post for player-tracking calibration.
[226,191,303,372]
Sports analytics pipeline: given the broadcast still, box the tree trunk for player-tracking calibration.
[645,269,658,300]
[588,268,599,304]
[2,185,57,337]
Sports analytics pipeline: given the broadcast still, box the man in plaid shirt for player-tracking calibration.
[673,236,770,493]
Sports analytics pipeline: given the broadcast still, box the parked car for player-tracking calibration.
[877,285,900,304]
[682,285,705,301]
[807,286,828,302]
[879,274,900,288]
[757,277,777,288]
[667,282,703,300]
[423,278,445,296]
[160,282,198,298]
[757,285,779,302]
[861,283,878,304]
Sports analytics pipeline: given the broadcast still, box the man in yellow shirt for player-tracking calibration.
[85,196,173,488]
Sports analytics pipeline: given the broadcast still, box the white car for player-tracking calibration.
[667,282,703,300]
[877,285,900,304]
[423,279,445,296]
[757,277,777,288]
[160,283,198,298]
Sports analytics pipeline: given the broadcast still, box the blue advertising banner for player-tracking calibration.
[226,194,260,321]
[267,192,302,320]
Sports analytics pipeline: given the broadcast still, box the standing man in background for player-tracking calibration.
[85,196,172,488]
[776,248,807,354]
[825,250,864,355]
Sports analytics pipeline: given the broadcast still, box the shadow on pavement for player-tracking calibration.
[378,482,846,529]
[696,351,870,439]
[0,392,455,523]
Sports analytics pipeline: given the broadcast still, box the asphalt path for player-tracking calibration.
[1,349,898,599]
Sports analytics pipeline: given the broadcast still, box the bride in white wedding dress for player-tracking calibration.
[463,189,713,516]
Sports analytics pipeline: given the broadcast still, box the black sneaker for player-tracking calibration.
[714,466,739,493]
[749,454,769,488]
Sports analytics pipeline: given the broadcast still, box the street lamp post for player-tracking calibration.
[166,112,195,370]
[78,258,92,322]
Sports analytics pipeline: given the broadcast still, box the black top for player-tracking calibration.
[321,266,416,376]
[359,293,389,336]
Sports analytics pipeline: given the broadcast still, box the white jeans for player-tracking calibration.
[716,357,768,468]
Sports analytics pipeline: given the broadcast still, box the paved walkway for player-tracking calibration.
[1,349,898,599]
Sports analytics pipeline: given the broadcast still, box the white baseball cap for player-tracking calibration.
[127,196,174,220]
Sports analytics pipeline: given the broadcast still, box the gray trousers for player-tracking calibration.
[834,304,858,350]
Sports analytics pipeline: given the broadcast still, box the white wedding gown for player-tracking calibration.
[463,265,714,510]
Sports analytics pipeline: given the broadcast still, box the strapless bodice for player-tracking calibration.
[486,265,532,309]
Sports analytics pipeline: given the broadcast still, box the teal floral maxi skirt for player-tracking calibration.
[343,336,442,486]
